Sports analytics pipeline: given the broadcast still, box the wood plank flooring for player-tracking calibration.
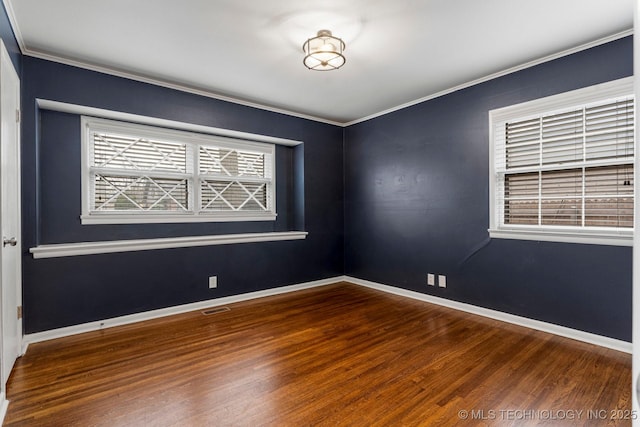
[4,282,631,426]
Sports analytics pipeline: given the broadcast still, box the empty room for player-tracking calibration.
[0,0,636,425]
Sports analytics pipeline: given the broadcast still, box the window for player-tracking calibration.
[489,78,634,246]
[81,117,276,224]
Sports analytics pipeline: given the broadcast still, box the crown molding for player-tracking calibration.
[2,0,632,128]
[22,47,345,127]
[2,0,24,51]
[344,29,634,127]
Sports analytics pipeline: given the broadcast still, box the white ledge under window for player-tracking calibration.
[30,231,308,259]
[488,228,632,246]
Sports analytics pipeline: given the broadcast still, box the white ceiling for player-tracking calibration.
[5,0,634,125]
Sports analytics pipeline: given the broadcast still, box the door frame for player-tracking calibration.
[0,37,22,394]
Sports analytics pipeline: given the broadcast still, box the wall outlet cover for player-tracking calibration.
[427,273,435,286]
[438,275,446,288]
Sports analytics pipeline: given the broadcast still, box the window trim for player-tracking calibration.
[488,77,634,246]
[81,116,277,224]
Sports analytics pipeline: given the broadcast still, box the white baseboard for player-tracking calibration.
[23,276,343,346]
[0,392,8,425]
[23,275,631,354]
[345,276,631,354]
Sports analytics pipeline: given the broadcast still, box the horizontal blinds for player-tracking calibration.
[499,96,634,229]
[91,131,190,213]
[504,118,539,168]
[93,175,189,212]
[89,123,274,215]
[93,132,188,173]
[540,109,582,165]
[198,145,272,212]
[199,146,268,179]
[201,181,268,212]
[584,165,633,228]
[585,100,634,161]
[504,166,634,228]
[504,98,633,171]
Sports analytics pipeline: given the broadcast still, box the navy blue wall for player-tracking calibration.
[16,27,634,341]
[344,36,633,342]
[22,57,344,333]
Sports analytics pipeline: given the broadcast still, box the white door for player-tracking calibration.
[0,39,21,389]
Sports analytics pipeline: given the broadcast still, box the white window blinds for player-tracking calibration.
[199,146,272,212]
[82,117,276,223]
[490,78,634,244]
[91,132,190,212]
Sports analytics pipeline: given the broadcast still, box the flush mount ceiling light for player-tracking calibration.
[302,29,346,71]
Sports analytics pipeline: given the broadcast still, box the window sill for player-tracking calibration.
[81,213,277,225]
[488,228,632,246]
[30,231,308,258]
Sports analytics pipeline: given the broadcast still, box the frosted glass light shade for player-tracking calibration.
[302,30,346,71]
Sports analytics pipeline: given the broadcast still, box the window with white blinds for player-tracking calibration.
[81,117,276,224]
[489,77,634,246]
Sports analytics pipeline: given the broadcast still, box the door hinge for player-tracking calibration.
[15,109,20,123]
[17,306,22,319]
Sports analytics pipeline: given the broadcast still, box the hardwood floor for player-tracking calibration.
[4,282,631,426]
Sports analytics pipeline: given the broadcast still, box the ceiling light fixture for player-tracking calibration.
[302,30,346,71]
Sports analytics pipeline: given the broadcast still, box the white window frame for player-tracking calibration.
[81,117,277,224]
[489,77,634,246]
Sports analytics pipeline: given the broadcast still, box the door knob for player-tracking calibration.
[3,237,17,247]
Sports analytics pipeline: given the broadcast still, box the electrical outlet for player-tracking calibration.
[438,275,446,288]
[209,276,218,289]
[427,273,435,286]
